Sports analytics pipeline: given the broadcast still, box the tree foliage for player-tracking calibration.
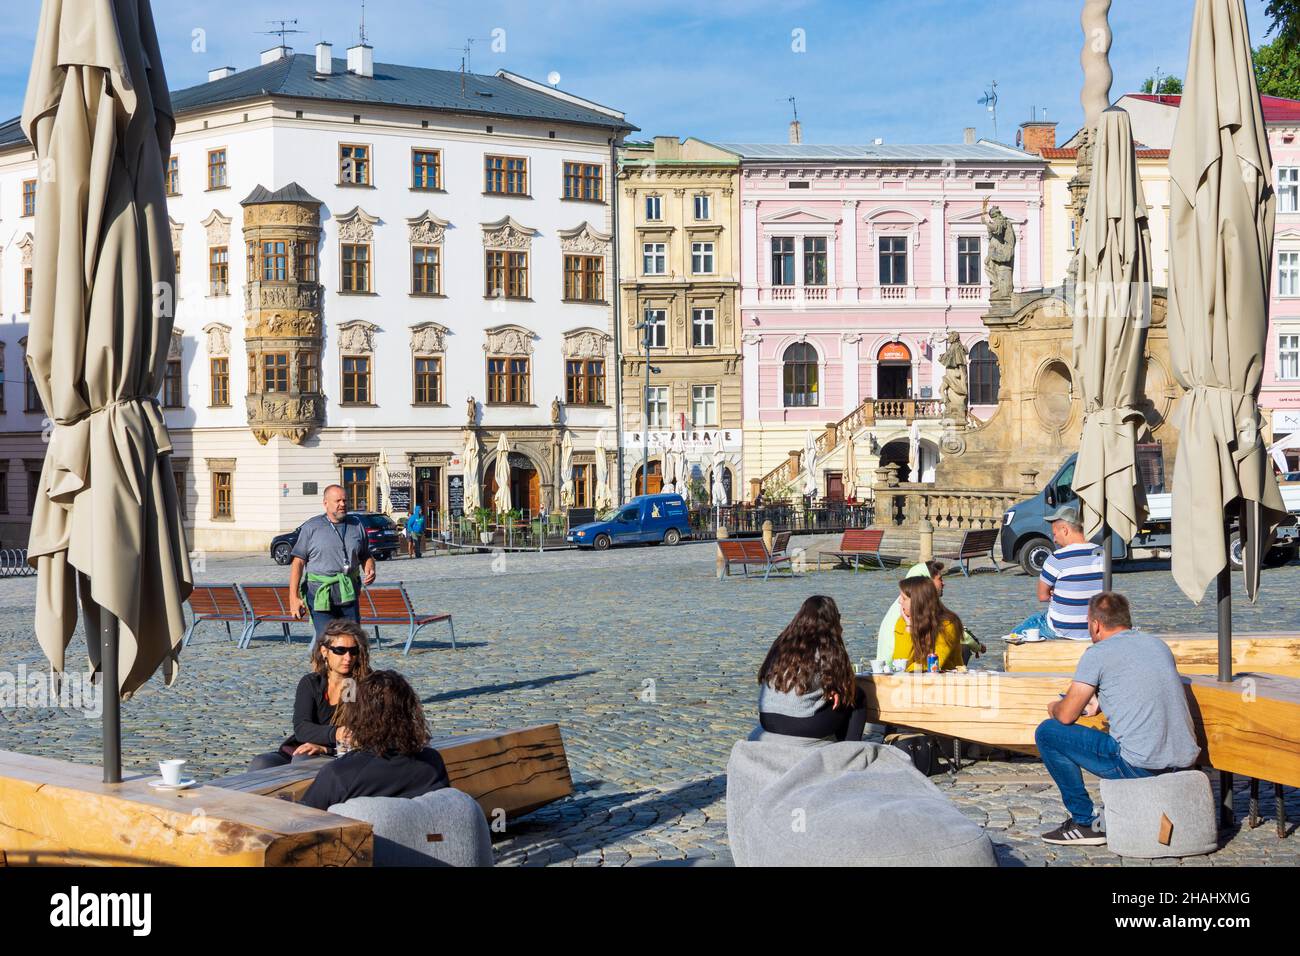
[1265,0,1300,51]
[1140,75,1183,95]
[1255,37,1300,99]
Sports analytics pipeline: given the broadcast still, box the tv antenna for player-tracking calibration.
[262,18,305,48]
[359,0,369,45]
[978,80,999,141]
[788,96,799,122]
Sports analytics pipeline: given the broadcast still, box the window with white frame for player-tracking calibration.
[1281,333,1300,380]
[1281,251,1300,297]
[803,237,827,286]
[642,308,667,348]
[643,242,666,275]
[645,195,662,221]
[1280,167,1300,214]
[691,308,715,347]
[691,241,715,274]
[771,236,796,286]
[879,236,908,285]
[958,236,981,285]
[646,385,669,427]
[694,194,711,220]
[691,385,718,427]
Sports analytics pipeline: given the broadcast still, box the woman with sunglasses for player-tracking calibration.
[247,619,372,770]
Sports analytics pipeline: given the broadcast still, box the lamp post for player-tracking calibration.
[634,314,661,495]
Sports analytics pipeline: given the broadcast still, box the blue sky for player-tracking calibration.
[0,0,1280,145]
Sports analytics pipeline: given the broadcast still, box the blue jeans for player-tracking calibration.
[310,601,360,651]
[1034,719,1152,825]
[1012,610,1057,638]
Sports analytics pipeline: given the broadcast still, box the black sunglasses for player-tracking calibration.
[326,645,361,657]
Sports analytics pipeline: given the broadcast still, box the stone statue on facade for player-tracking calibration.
[466,395,477,426]
[551,396,562,424]
[983,203,1017,302]
[939,330,969,424]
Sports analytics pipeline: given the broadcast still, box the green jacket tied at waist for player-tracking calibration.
[303,570,359,611]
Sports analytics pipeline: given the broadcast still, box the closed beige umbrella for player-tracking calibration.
[493,432,512,515]
[560,431,574,508]
[844,431,859,501]
[462,431,481,512]
[594,430,613,511]
[1073,106,1153,589]
[22,0,192,778]
[1168,0,1288,619]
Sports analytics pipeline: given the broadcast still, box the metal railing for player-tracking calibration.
[0,548,34,577]
[689,501,875,540]
[437,511,581,552]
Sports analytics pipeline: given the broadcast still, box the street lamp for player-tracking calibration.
[634,315,661,496]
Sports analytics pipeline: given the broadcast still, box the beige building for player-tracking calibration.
[616,138,742,501]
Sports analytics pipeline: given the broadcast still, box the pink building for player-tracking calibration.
[726,141,1045,497]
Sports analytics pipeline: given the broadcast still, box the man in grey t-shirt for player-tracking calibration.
[288,484,375,648]
[1034,591,1201,846]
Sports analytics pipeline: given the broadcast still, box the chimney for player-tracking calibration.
[260,45,291,65]
[963,127,976,145]
[347,43,373,78]
[208,66,237,82]
[788,119,802,145]
[1017,120,1058,156]
[315,42,333,74]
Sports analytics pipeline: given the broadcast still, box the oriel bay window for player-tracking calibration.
[297,240,318,282]
[487,355,530,404]
[341,243,371,293]
[297,349,319,394]
[485,250,528,298]
[342,355,372,404]
[485,154,528,195]
[563,161,603,201]
[263,353,289,393]
[565,359,605,406]
[412,246,442,295]
[414,355,443,404]
[210,357,230,406]
[564,255,603,301]
[261,240,287,281]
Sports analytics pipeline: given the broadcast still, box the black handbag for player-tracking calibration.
[885,732,943,776]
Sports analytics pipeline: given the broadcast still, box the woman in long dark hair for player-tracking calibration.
[895,576,964,672]
[247,618,372,770]
[300,670,450,810]
[757,595,868,742]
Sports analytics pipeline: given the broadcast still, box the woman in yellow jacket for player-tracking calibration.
[894,576,965,672]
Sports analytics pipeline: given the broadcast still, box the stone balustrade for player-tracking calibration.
[873,484,1022,530]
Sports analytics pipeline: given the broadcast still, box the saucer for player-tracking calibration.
[148,778,199,791]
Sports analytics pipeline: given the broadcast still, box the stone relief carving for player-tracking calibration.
[204,323,232,357]
[247,313,319,338]
[484,325,536,355]
[335,206,380,243]
[562,328,611,359]
[168,329,184,361]
[481,216,537,250]
[18,233,34,267]
[407,211,450,246]
[169,217,183,250]
[410,322,448,354]
[337,320,380,353]
[558,222,611,255]
[201,210,230,246]
[245,284,321,313]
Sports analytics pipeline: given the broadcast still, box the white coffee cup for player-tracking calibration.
[893,658,910,673]
[871,659,889,674]
[159,759,186,786]
[1024,628,1041,643]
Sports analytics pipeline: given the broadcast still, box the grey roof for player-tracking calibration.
[0,54,634,152]
[170,54,633,131]
[713,141,1041,163]
[241,182,322,206]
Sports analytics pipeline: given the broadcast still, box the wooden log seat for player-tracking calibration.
[1003,633,1300,678]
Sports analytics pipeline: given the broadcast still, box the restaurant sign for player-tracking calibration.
[622,429,741,452]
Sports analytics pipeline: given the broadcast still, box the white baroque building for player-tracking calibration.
[0,42,633,551]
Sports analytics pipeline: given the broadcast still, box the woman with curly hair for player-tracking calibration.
[300,670,449,810]
[247,618,372,770]
[757,595,868,742]
[895,576,964,672]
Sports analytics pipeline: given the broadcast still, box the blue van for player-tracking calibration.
[567,493,692,551]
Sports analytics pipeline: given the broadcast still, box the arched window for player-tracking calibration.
[969,341,1000,405]
[783,342,819,407]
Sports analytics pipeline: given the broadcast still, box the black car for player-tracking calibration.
[269,512,401,565]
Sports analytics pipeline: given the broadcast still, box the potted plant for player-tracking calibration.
[473,506,495,545]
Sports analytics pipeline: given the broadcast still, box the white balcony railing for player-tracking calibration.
[957,285,984,301]
[880,285,907,301]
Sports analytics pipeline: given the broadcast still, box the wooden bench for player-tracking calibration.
[824,528,895,572]
[240,584,306,650]
[213,723,573,820]
[356,583,456,656]
[0,749,372,866]
[719,538,792,580]
[856,671,1300,790]
[183,584,250,648]
[935,527,1002,576]
[1004,632,1300,677]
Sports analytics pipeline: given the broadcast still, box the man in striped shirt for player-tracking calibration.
[1011,504,1104,640]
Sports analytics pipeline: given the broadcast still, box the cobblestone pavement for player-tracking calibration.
[1,537,1296,866]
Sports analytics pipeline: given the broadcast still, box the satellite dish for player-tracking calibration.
[547,71,561,87]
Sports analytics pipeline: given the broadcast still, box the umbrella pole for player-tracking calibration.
[1101,502,1113,592]
[1217,515,1234,684]
[100,611,122,783]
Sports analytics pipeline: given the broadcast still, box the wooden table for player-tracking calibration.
[1003,633,1300,677]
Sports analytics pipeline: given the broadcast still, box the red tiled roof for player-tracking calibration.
[1038,147,1170,160]
[1123,92,1300,124]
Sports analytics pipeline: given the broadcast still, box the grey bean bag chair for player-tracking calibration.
[726,729,996,867]
[1100,770,1218,859]
[330,787,494,867]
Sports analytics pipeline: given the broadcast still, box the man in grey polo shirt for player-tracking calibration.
[1034,591,1201,846]
[289,484,376,646]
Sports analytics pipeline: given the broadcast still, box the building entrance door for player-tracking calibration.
[415,467,441,532]
[878,363,912,399]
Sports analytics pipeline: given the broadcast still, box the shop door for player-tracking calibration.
[415,467,441,532]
